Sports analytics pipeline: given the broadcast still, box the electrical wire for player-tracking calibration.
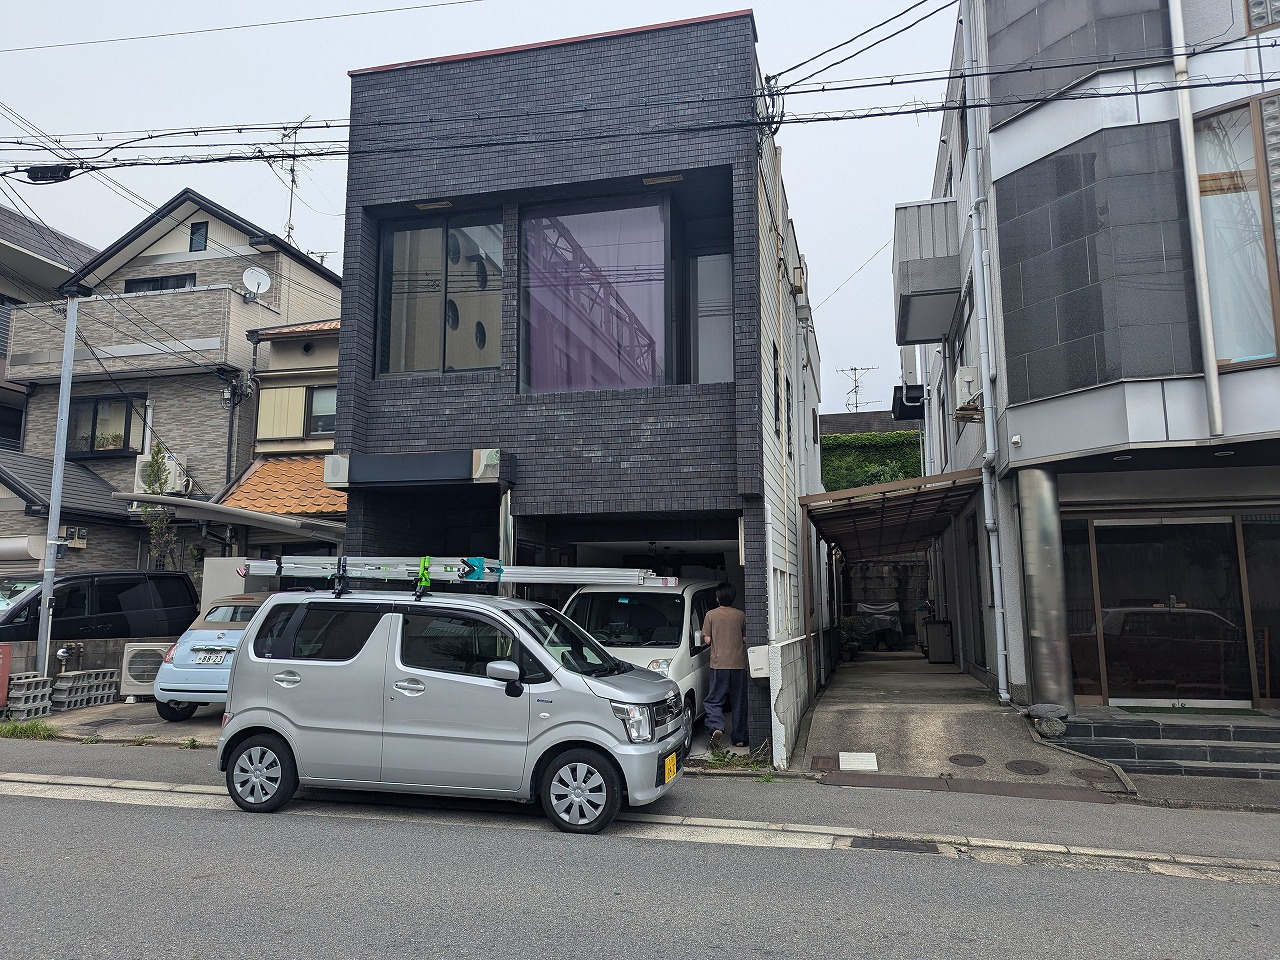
[812,240,891,312]
[770,0,945,82]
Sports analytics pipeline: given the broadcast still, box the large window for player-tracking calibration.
[68,395,145,456]
[377,214,503,375]
[1195,102,1280,366]
[521,199,667,393]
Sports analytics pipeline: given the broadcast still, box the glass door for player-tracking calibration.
[1093,519,1252,705]
[1242,516,1280,706]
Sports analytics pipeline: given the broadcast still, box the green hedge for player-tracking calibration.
[821,431,922,492]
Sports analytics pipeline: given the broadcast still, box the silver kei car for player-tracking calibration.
[217,591,689,833]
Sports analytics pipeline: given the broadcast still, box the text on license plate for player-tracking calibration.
[663,752,677,783]
[195,653,225,665]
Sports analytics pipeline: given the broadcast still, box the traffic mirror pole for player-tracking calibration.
[36,283,91,677]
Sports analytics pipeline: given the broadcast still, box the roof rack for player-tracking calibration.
[242,555,678,598]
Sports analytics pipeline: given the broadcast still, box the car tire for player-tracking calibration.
[540,748,622,834]
[226,734,298,814]
[156,700,199,722]
[682,693,696,753]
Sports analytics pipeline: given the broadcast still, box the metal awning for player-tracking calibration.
[801,469,982,561]
[111,493,346,544]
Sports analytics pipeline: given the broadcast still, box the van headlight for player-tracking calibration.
[647,659,672,676]
[610,701,654,743]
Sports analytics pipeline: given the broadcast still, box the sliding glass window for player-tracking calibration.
[377,214,503,375]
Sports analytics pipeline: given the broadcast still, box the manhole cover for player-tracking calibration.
[810,756,838,772]
[1005,759,1051,776]
[949,754,986,767]
[1071,767,1118,783]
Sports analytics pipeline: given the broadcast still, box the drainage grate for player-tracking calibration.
[1005,759,1051,776]
[844,836,941,855]
[810,756,838,772]
[949,753,986,767]
[1071,767,1119,784]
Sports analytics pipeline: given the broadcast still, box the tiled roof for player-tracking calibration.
[0,451,129,520]
[255,319,341,340]
[820,411,922,436]
[221,455,346,515]
[0,203,98,271]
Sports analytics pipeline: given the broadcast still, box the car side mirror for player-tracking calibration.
[486,659,524,697]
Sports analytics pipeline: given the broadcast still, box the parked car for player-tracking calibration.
[218,591,688,833]
[562,580,718,748]
[153,593,272,722]
[0,570,199,644]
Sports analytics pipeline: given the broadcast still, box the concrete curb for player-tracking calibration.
[1022,713,1137,795]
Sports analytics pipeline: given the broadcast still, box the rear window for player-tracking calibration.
[287,604,386,661]
[204,604,262,623]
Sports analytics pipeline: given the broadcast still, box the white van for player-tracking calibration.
[562,580,721,742]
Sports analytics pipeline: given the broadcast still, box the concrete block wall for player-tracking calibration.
[768,635,811,769]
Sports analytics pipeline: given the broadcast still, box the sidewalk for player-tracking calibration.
[42,700,225,746]
[797,651,1280,812]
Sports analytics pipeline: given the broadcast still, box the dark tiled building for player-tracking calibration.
[331,13,826,754]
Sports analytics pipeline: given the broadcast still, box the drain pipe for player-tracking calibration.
[960,2,1010,702]
[1168,0,1224,436]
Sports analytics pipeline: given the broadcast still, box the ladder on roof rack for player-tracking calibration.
[242,555,678,597]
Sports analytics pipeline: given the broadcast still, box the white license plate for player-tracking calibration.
[195,653,225,665]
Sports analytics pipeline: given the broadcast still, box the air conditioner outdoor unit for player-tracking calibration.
[133,452,192,495]
[120,642,173,699]
[954,365,981,407]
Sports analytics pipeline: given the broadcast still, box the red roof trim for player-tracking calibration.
[349,9,756,77]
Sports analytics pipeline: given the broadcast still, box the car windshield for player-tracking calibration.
[0,577,39,609]
[203,603,262,623]
[562,591,684,647]
[507,606,627,676]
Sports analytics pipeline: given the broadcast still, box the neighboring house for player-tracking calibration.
[880,0,1280,710]
[331,12,827,757]
[218,319,345,557]
[0,202,97,450]
[5,188,343,573]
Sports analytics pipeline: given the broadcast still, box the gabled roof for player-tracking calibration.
[350,10,757,76]
[68,188,342,292]
[0,202,98,272]
[249,319,341,342]
[0,451,130,521]
[221,455,346,515]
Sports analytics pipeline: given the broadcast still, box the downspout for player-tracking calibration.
[960,2,1010,702]
[1168,0,1224,436]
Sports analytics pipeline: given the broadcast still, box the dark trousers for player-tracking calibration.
[705,668,749,745]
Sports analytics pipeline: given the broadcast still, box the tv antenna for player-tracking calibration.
[279,116,310,245]
[837,366,879,412]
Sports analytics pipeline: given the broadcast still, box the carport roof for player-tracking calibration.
[801,469,981,561]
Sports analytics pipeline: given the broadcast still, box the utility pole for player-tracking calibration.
[36,282,92,676]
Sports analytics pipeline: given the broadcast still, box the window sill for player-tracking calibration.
[68,451,142,460]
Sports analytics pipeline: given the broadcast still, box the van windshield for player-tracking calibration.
[0,578,39,610]
[562,591,684,648]
[507,606,629,677]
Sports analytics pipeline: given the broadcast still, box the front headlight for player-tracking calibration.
[647,658,672,676]
[610,701,654,743]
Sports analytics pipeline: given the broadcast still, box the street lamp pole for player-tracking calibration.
[36,282,92,676]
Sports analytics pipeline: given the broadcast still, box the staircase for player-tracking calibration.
[1058,715,1280,780]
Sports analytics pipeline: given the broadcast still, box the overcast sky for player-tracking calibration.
[2,1,955,413]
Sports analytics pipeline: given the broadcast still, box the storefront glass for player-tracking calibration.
[1062,520,1102,698]
[1242,516,1280,703]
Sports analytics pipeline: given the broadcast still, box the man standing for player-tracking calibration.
[702,582,748,749]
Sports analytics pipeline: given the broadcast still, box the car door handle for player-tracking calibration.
[393,678,426,695]
[272,671,302,688]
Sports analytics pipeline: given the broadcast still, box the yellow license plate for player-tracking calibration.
[663,752,677,783]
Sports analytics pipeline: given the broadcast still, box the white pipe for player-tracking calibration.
[1168,0,1224,436]
[960,1,1010,702]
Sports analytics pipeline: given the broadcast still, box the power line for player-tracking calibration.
[770,0,949,82]
[0,0,486,55]
[812,240,891,312]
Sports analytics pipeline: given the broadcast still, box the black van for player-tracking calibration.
[0,571,199,643]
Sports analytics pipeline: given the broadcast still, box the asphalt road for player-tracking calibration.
[2,781,1277,960]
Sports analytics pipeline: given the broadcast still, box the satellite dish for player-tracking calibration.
[242,267,272,299]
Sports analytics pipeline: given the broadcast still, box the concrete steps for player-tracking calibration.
[1058,716,1280,779]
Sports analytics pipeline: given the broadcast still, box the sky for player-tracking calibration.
[1,1,956,414]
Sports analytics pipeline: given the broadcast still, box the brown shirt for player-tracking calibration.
[702,605,747,670]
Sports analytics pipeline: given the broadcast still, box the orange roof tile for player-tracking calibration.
[256,319,341,340]
[221,455,346,515]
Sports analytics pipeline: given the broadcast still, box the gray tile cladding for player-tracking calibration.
[337,15,765,521]
[994,121,1199,404]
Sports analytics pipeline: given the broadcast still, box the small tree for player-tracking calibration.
[141,444,179,570]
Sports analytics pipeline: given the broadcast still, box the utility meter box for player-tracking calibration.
[747,644,770,679]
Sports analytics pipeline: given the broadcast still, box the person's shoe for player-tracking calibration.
[708,729,723,750]
[732,740,748,747]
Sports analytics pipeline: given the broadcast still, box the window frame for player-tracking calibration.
[375,211,504,378]
[1245,0,1280,34]
[189,221,209,253]
[122,274,196,294]
[67,393,147,459]
[304,384,337,438]
[1194,96,1280,371]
